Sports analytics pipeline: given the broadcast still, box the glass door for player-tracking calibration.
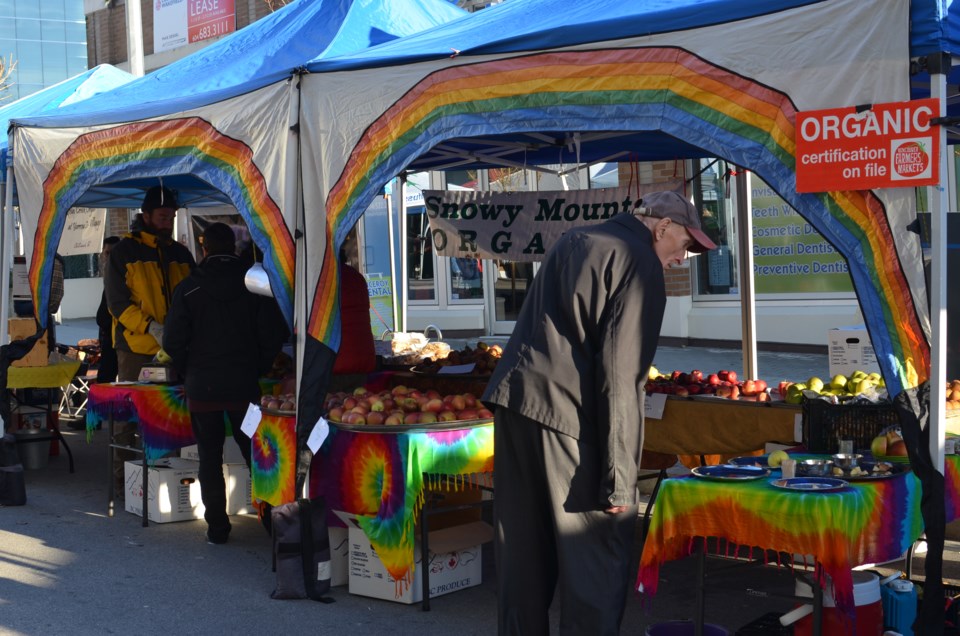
[486,259,537,334]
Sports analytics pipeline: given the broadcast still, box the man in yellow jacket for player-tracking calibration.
[104,185,195,497]
[105,185,195,381]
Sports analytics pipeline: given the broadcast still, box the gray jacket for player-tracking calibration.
[482,213,666,508]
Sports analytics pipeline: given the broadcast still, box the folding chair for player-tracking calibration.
[58,344,99,418]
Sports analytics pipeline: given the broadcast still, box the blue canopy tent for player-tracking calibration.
[289,0,946,629]
[1,64,134,181]
[6,0,466,339]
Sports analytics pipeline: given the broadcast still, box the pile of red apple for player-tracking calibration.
[645,369,771,401]
[260,392,296,411]
[324,386,494,426]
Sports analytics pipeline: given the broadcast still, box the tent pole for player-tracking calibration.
[929,67,948,474]
[734,168,758,380]
[400,174,409,333]
[0,165,11,345]
[386,193,399,333]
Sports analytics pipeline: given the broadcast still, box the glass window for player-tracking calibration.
[41,19,65,42]
[39,2,65,20]
[406,209,435,302]
[16,40,42,83]
[0,19,15,38]
[16,17,41,40]
[15,0,40,19]
[42,42,67,81]
[443,169,483,302]
[589,162,620,189]
[693,159,738,296]
[66,42,86,75]
[64,21,86,43]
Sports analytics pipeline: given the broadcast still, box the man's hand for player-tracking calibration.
[604,505,629,515]
[147,321,164,345]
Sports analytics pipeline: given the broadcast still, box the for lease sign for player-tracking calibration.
[795,98,939,192]
[154,0,235,53]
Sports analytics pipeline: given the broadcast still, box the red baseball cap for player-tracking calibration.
[637,190,717,253]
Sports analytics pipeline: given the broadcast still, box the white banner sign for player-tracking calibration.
[58,208,106,256]
[424,184,683,261]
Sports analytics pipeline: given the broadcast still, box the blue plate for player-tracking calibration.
[691,465,770,481]
[729,455,769,468]
[771,477,847,491]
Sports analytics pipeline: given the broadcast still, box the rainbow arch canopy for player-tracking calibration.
[306,45,928,396]
[27,117,296,329]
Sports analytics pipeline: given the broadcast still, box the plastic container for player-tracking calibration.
[880,578,917,636]
[14,429,50,470]
[790,570,883,636]
[645,621,729,636]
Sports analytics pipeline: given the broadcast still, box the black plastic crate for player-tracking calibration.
[801,398,900,454]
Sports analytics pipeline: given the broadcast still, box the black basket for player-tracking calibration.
[801,398,900,453]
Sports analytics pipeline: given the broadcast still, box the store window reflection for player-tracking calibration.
[693,159,738,296]
[406,209,435,301]
[445,169,484,302]
[493,260,534,321]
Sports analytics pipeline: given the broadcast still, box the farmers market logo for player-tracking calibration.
[891,138,931,179]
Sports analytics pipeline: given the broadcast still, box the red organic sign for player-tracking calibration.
[795,98,940,192]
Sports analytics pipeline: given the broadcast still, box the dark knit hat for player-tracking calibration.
[141,186,180,212]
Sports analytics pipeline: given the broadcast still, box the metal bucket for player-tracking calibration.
[14,429,50,470]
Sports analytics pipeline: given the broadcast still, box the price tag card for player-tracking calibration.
[644,392,668,420]
[307,417,330,454]
[240,403,263,437]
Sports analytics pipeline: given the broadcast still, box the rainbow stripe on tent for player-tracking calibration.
[312,47,928,394]
[29,117,296,327]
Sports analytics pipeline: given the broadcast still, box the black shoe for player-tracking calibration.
[205,530,229,545]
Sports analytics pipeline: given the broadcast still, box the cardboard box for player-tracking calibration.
[340,511,490,604]
[223,463,253,515]
[828,326,880,377]
[329,526,349,587]
[181,438,246,464]
[8,318,48,367]
[14,405,49,431]
[124,458,205,523]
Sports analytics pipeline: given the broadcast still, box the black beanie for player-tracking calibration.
[141,186,180,212]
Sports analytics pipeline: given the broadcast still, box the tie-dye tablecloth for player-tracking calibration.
[86,383,193,461]
[250,411,297,506]
[311,421,494,590]
[638,454,960,616]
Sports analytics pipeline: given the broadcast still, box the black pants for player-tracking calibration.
[191,409,252,540]
[494,408,638,636]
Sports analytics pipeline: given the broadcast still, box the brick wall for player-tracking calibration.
[617,160,693,297]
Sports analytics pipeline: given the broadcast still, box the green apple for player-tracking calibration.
[806,376,825,393]
[830,374,848,390]
[768,449,789,468]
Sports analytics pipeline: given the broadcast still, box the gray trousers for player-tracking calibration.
[494,408,638,636]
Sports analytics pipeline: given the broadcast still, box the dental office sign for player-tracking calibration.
[154,0,236,53]
[796,98,939,192]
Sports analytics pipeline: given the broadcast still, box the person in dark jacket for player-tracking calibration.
[163,223,286,544]
[482,191,716,635]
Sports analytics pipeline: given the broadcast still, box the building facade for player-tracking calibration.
[0,0,88,101]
